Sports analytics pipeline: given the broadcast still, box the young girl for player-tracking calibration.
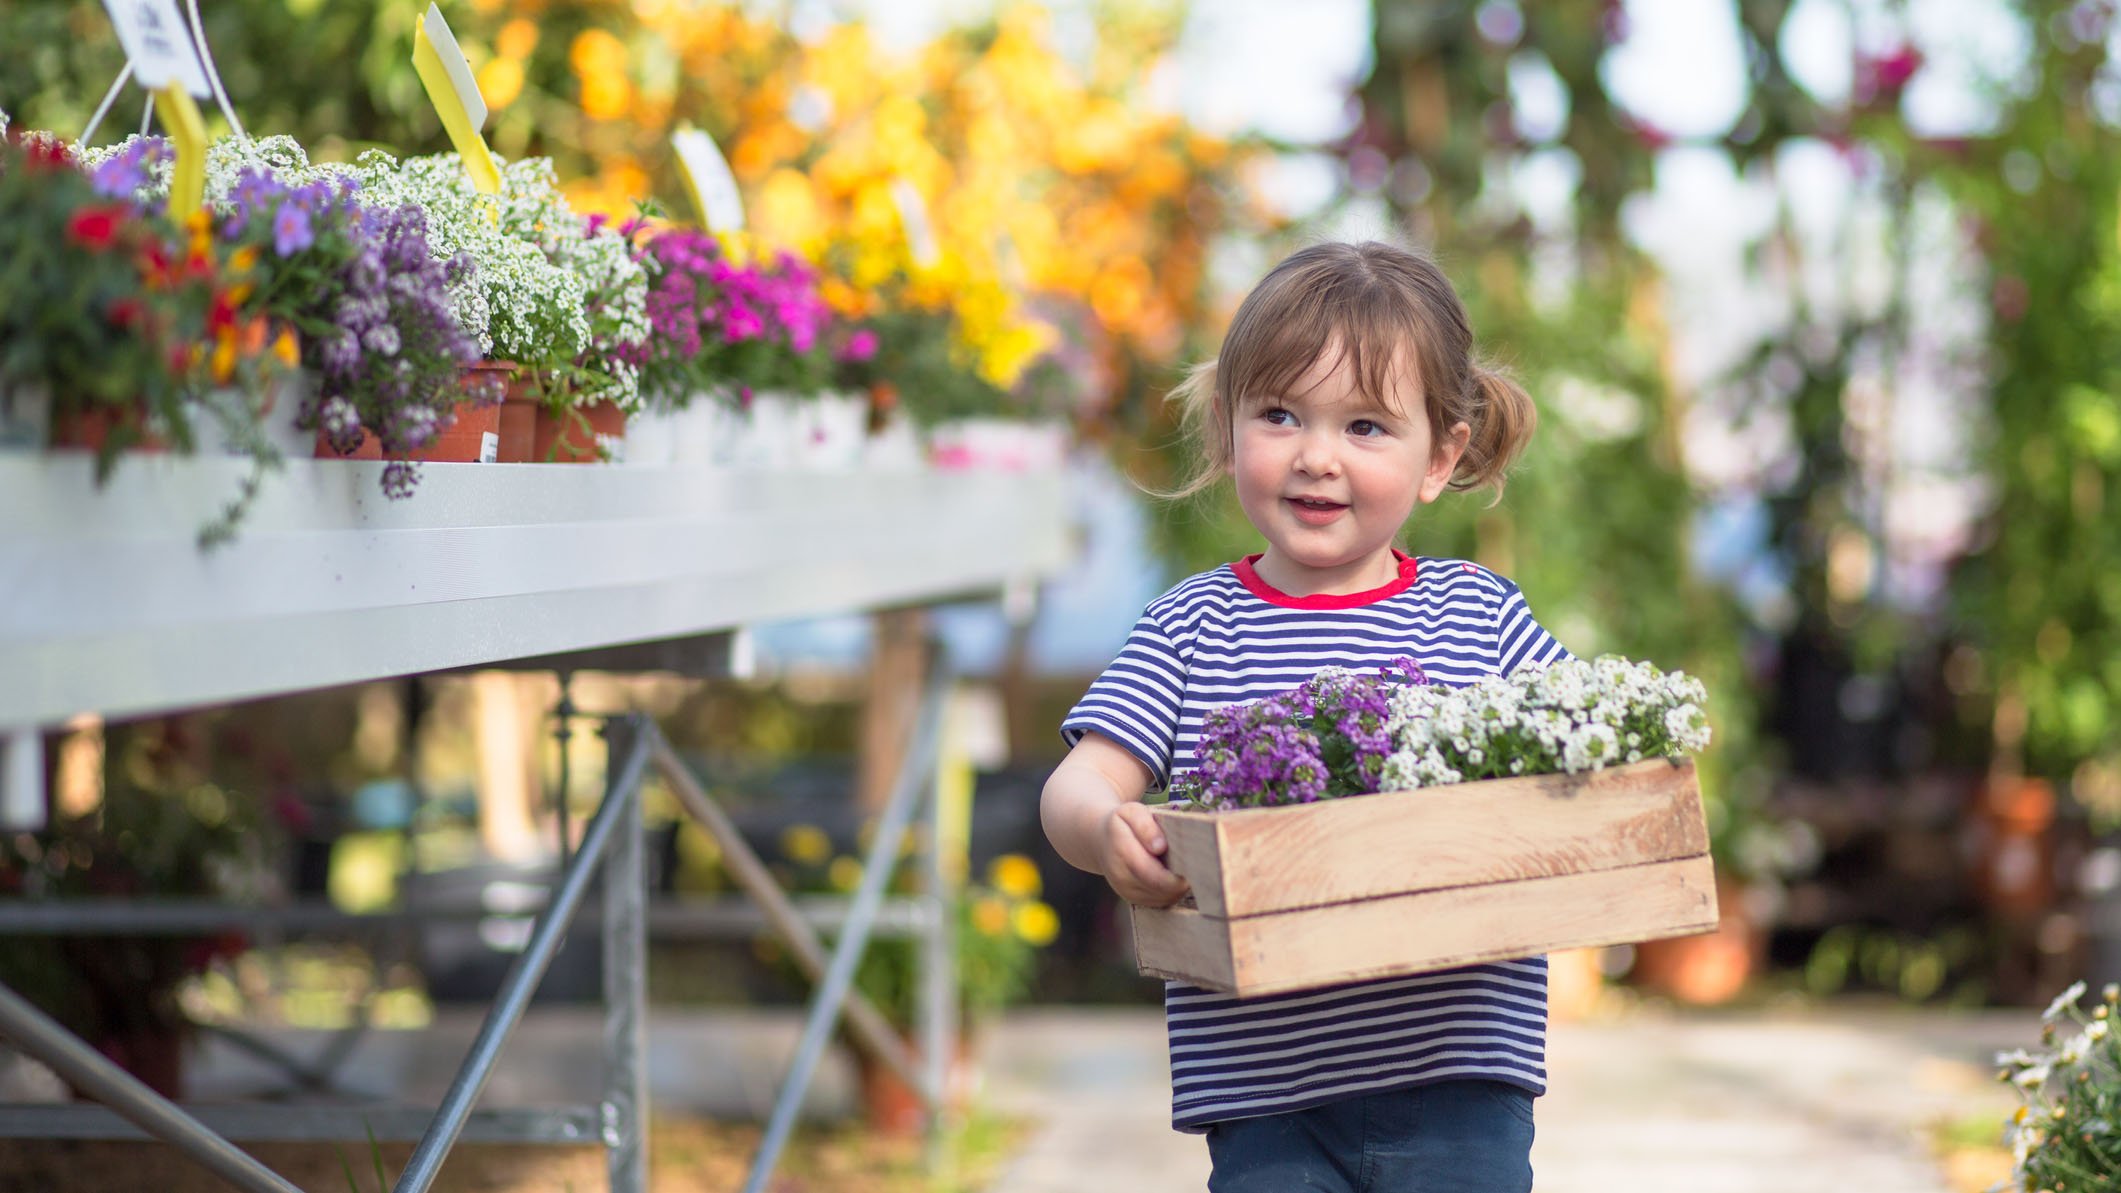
[1041,240,1568,1193]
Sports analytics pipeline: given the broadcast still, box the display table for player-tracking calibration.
[0,455,1071,729]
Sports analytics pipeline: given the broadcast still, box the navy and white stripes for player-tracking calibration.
[1061,552,1570,1131]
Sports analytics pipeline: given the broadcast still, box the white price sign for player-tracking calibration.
[101,0,209,96]
[673,125,745,233]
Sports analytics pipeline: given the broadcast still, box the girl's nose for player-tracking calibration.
[1293,431,1340,477]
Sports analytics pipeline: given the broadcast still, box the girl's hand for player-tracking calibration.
[1099,802,1190,908]
[1040,732,1189,908]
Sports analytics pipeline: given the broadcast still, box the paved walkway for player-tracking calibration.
[980,1002,2030,1193]
[23,998,2029,1191]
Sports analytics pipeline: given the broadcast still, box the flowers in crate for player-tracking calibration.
[1169,668,1398,811]
[1378,655,1711,791]
[1172,655,1712,811]
[1997,981,2121,1189]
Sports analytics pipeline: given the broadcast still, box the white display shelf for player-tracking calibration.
[0,455,1071,729]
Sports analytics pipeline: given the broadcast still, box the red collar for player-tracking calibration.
[1231,551,1420,609]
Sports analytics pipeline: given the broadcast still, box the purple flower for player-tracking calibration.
[1385,657,1429,686]
[1176,668,1401,810]
[272,202,314,256]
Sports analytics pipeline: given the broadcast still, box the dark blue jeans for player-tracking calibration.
[1204,1081,1535,1193]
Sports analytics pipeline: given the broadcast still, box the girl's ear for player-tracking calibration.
[1419,421,1472,503]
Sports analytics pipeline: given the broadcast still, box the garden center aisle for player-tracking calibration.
[979,1003,2030,1193]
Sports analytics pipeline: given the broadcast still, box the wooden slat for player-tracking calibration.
[1133,853,1720,998]
[1153,758,1707,918]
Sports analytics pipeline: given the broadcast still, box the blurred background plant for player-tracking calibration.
[0,716,287,1096]
[762,823,1056,1032]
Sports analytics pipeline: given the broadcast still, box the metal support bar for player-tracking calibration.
[740,651,952,1193]
[0,982,305,1193]
[393,717,653,1193]
[599,718,648,1193]
[919,707,957,1150]
[650,738,927,1091]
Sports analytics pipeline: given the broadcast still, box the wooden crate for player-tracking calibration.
[1131,757,1719,998]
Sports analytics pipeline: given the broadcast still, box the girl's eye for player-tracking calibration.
[1260,407,1294,426]
[1349,418,1383,437]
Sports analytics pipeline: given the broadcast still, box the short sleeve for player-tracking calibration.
[1496,577,1572,675]
[1060,610,1188,789]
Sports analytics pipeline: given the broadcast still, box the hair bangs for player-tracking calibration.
[1220,267,1427,425]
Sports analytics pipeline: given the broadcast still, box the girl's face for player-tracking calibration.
[1229,343,1470,596]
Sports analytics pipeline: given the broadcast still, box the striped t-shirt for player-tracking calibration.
[1061,550,1571,1131]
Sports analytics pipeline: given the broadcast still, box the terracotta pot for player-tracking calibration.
[532,400,626,463]
[50,406,166,454]
[497,396,538,462]
[1629,880,1760,1005]
[314,366,510,463]
[852,1034,977,1135]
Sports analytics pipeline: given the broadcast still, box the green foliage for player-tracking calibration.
[1934,3,2121,801]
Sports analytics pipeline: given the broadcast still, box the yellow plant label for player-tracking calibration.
[155,83,208,218]
[411,3,501,194]
[672,125,745,234]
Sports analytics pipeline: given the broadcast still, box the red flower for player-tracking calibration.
[206,290,239,336]
[108,298,144,330]
[66,205,126,251]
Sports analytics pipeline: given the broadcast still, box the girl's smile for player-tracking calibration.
[1231,342,1469,598]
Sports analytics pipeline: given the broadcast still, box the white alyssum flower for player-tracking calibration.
[1378,654,1712,791]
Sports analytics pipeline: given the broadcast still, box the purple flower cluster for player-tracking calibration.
[217,168,482,499]
[622,228,835,398]
[1172,660,1421,812]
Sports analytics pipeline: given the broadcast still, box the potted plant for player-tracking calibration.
[1,132,297,546]
[353,150,590,461]
[761,828,1058,1132]
[619,227,837,468]
[80,134,496,501]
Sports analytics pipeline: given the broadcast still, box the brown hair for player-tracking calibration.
[1162,240,1536,505]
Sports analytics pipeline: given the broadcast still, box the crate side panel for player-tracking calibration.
[1198,760,1706,918]
[1131,903,1238,990]
[1199,853,1719,998]
[1154,809,1230,917]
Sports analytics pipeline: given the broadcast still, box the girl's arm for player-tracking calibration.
[1040,731,1190,908]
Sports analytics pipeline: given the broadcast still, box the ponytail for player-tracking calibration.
[1453,363,1537,503]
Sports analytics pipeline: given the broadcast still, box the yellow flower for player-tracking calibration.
[972,897,1009,938]
[827,855,862,893]
[477,58,525,112]
[987,854,1042,899]
[272,328,299,368]
[229,245,259,273]
[209,337,237,385]
[779,823,831,867]
[1011,901,1059,947]
[496,18,540,61]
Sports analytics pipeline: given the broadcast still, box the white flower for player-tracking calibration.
[2045,981,2088,1023]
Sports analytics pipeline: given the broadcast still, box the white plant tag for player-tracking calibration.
[672,125,745,232]
[101,0,210,96]
[890,178,940,268]
[478,431,499,463]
